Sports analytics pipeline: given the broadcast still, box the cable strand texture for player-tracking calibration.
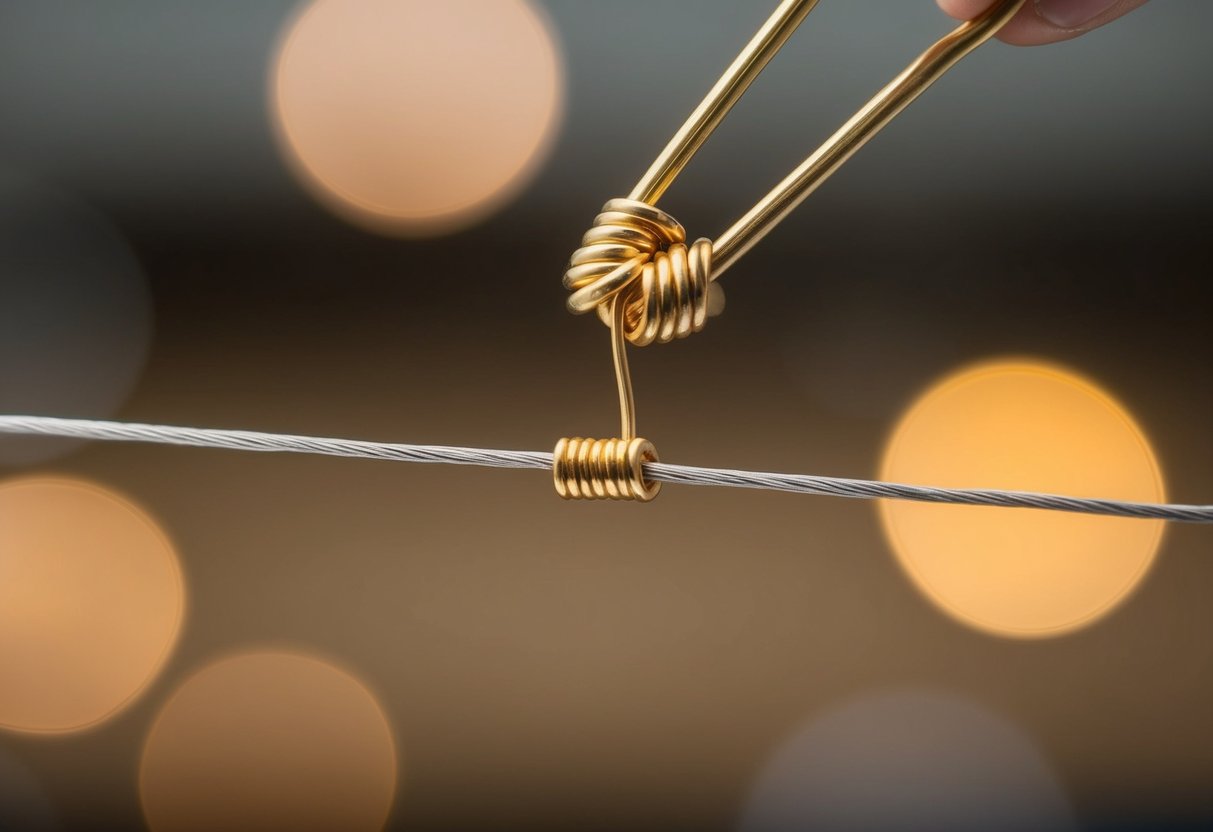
[2,416,1209,523]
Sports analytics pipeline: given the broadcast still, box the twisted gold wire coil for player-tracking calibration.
[554,0,1025,501]
[563,199,719,347]
[552,437,661,502]
[555,202,715,501]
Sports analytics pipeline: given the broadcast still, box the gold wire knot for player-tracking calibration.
[562,198,721,347]
[554,201,721,502]
[553,0,1026,502]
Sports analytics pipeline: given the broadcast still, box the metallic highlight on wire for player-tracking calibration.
[564,198,717,347]
[557,0,1028,500]
[553,436,661,502]
[2,416,1209,523]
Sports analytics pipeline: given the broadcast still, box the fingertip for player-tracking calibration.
[935,1,1052,45]
[992,13,1071,46]
[939,0,1153,47]
[936,0,999,21]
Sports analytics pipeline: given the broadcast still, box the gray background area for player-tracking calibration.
[0,2,1210,216]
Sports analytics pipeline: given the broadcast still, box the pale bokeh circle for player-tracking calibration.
[271,0,563,236]
[739,689,1075,832]
[879,360,1165,638]
[140,651,397,832]
[0,477,184,734]
[0,172,152,466]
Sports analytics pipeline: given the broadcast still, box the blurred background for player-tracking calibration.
[0,1,1210,830]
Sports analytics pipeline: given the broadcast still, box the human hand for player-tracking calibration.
[937,0,1150,45]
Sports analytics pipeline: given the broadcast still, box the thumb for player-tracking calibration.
[936,0,1151,45]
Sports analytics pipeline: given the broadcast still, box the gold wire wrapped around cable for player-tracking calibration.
[556,201,696,500]
[563,198,719,347]
[553,0,1025,501]
[553,437,661,502]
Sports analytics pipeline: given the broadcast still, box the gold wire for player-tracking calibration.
[709,0,1027,277]
[609,295,635,440]
[552,437,661,502]
[564,199,716,347]
[556,0,1026,500]
[628,0,822,205]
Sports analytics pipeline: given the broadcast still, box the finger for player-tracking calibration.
[936,0,1150,46]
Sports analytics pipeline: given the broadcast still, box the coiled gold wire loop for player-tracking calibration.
[555,201,711,500]
[563,198,720,347]
[552,437,661,502]
[554,0,1025,501]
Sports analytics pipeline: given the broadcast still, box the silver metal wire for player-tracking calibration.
[1,415,1209,523]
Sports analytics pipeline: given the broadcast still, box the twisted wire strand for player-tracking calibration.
[2,416,1209,523]
[563,198,720,346]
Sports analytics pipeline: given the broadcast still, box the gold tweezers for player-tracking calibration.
[555,0,1026,501]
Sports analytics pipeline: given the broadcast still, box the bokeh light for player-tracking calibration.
[0,477,183,734]
[140,651,397,832]
[739,689,1075,832]
[271,0,564,236]
[0,172,152,466]
[879,360,1165,638]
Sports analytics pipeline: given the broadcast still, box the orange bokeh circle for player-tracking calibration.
[140,651,398,831]
[271,0,564,236]
[879,360,1165,638]
[0,477,184,733]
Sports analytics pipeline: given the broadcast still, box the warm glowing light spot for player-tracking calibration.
[0,477,183,733]
[271,0,564,236]
[140,651,397,832]
[879,360,1165,638]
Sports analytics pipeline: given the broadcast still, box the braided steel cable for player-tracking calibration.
[2,416,1208,523]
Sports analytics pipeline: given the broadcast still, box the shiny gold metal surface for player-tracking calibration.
[564,199,716,347]
[627,0,822,205]
[552,437,661,502]
[711,0,1027,276]
[556,0,1025,500]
